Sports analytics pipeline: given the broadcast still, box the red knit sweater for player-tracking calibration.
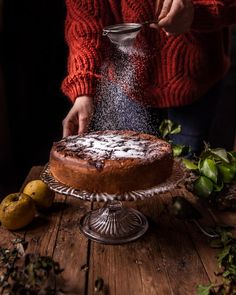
[61,0,236,108]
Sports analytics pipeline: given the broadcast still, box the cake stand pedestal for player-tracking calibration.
[40,160,185,244]
[79,200,148,244]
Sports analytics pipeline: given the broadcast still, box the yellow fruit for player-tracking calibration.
[23,180,54,209]
[0,193,36,230]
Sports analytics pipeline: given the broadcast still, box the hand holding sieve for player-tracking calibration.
[103,0,163,45]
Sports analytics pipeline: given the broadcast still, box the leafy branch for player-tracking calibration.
[182,146,236,201]
[170,197,236,294]
[197,226,236,295]
[0,239,63,295]
[158,119,191,157]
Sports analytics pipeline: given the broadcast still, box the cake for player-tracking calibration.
[49,130,173,194]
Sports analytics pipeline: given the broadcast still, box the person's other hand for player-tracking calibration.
[62,96,94,137]
[151,0,194,36]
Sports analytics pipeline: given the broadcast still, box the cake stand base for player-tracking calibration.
[79,201,148,244]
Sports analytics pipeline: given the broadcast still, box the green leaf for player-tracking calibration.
[170,123,181,135]
[158,119,181,139]
[228,265,236,275]
[182,158,198,170]
[196,284,214,295]
[173,145,184,157]
[193,176,214,198]
[217,245,231,266]
[222,270,231,277]
[199,159,218,183]
[230,161,236,174]
[225,161,236,175]
[218,164,235,184]
[173,144,191,157]
[212,180,224,192]
[172,144,191,157]
[210,148,229,163]
[228,151,236,161]
[158,120,172,138]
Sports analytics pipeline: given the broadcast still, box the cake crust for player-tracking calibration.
[49,130,173,194]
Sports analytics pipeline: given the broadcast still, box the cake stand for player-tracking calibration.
[40,160,185,244]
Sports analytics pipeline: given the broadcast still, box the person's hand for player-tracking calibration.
[62,96,94,137]
[151,0,194,36]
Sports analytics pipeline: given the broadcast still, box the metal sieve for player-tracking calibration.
[103,22,156,46]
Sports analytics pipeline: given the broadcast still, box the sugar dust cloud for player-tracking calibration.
[91,40,158,135]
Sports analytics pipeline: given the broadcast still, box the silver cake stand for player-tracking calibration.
[40,160,185,244]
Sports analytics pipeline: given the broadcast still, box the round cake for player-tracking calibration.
[49,130,173,194]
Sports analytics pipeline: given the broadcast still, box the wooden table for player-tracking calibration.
[1,166,236,295]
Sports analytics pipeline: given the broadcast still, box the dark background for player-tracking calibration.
[0,1,236,196]
[0,0,71,195]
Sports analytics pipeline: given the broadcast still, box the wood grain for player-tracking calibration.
[24,193,66,255]
[88,233,172,295]
[53,197,92,295]
[171,188,222,286]
[141,192,210,295]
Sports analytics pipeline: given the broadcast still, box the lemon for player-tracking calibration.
[23,180,54,210]
[0,193,36,230]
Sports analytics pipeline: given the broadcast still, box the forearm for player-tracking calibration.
[191,0,236,32]
[61,0,113,102]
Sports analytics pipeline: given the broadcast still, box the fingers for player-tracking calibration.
[77,97,94,134]
[155,0,164,17]
[158,0,181,27]
[62,109,78,137]
[150,0,166,29]
[158,0,173,21]
[62,96,94,137]
[78,115,91,134]
[156,0,194,35]
[63,120,75,138]
[150,0,173,31]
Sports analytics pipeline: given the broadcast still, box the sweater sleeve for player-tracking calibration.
[61,0,113,102]
[191,0,236,32]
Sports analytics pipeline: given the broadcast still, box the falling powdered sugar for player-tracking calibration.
[91,42,159,135]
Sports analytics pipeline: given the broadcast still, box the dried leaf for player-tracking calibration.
[196,284,214,295]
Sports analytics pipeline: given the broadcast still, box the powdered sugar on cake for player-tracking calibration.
[55,132,169,161]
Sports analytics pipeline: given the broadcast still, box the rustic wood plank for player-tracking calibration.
[143,193,210,295]
[87,193,210,295]
[52,197,92,295]
[171,188,235,286]
[24,193,66,255]
[167,189,222,287]
[88,233,172,295]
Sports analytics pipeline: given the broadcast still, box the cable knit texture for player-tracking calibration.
[61,0,236,107]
